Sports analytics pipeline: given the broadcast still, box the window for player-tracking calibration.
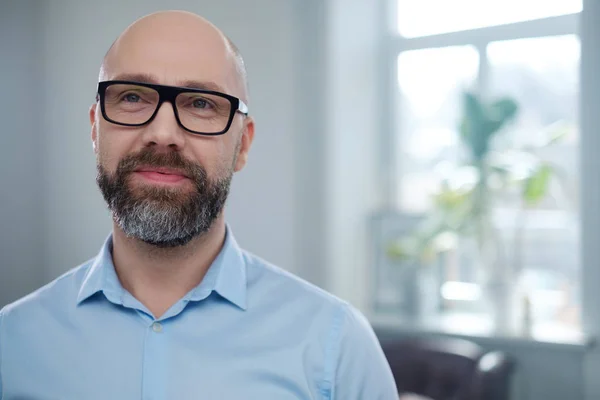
[396,45,479,212]
[387,1,581,328]
[397,0,582,38]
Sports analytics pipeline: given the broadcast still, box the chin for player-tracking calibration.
[139,235,198,248]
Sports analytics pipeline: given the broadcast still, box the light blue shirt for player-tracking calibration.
[0,229,397,399]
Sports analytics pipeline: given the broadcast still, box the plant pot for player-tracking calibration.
[468,228,517,334]
[482,276,516,334]
[397,263,441,319]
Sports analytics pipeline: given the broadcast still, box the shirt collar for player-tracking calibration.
[186,227,248,310]
[76,226,247,310]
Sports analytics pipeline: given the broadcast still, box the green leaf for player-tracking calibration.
[460,93,518,161]
[523,164,553,206]
[479,98,518,147]
[386,239,413,261]
[489,98,519,123]
[433,186,470,210]
[463,92,486,127]
[460,92,486,154]
[545,122,569,146]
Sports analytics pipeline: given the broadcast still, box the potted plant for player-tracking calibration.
[387,90,568,332]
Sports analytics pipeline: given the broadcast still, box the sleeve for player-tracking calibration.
[331,304,398,400]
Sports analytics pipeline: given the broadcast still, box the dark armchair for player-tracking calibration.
[380,336,515,400]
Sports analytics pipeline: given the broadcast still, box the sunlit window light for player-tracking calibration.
[441,281,482,301]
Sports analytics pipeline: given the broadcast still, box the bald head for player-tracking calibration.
[100,10,248,102]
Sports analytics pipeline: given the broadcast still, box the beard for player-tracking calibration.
[96,147,232,248]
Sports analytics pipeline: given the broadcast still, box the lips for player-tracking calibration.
[134,166,189,178]
[133,166,190,184]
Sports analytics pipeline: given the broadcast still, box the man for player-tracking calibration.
[0,10,398,399]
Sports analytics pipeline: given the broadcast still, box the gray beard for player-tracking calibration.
[96,149,232,248]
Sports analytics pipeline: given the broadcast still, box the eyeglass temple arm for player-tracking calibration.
[238,100,249,115]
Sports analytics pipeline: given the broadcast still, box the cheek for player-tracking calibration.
[96,128,135,172]
[217,138,241,174]
[190,138,237,177]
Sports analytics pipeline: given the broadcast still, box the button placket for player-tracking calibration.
[142,320,168,400]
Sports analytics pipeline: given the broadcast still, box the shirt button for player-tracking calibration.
[152,322,163,333]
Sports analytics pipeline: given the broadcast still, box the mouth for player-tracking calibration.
[132,166,191,184]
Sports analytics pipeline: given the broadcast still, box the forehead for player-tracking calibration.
[103,22,238,95]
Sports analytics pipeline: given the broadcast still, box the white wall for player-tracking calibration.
[324,0,384,312]
[0,0,44,307]
[0,0,329,305]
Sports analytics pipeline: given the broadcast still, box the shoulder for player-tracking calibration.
[241,249,375,341]
[0,259,94,321]
[242,250,352,312]
[240,252,396,396]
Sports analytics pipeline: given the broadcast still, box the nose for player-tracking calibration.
[141,101,185,150]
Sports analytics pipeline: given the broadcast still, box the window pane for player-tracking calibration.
[487,35,580,211]
[487,35,581,327]
[397,0,582,38]
[395,46,479,212]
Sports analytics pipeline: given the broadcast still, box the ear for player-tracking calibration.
[90,103,99,154]
[234,117,255,172]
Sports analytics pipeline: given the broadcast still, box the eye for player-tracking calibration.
[122,93,141,103]
[192,98,213,109]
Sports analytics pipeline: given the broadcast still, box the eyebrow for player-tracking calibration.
[110,73,227,93]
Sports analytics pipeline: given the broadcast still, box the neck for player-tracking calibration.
[111,216,227,319]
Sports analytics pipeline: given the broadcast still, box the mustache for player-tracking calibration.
[116,148,206,182]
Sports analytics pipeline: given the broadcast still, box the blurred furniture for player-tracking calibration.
[381,336,515,400]
[399,394,434,400]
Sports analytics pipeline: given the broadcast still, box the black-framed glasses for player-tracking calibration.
[96,80,249,136]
